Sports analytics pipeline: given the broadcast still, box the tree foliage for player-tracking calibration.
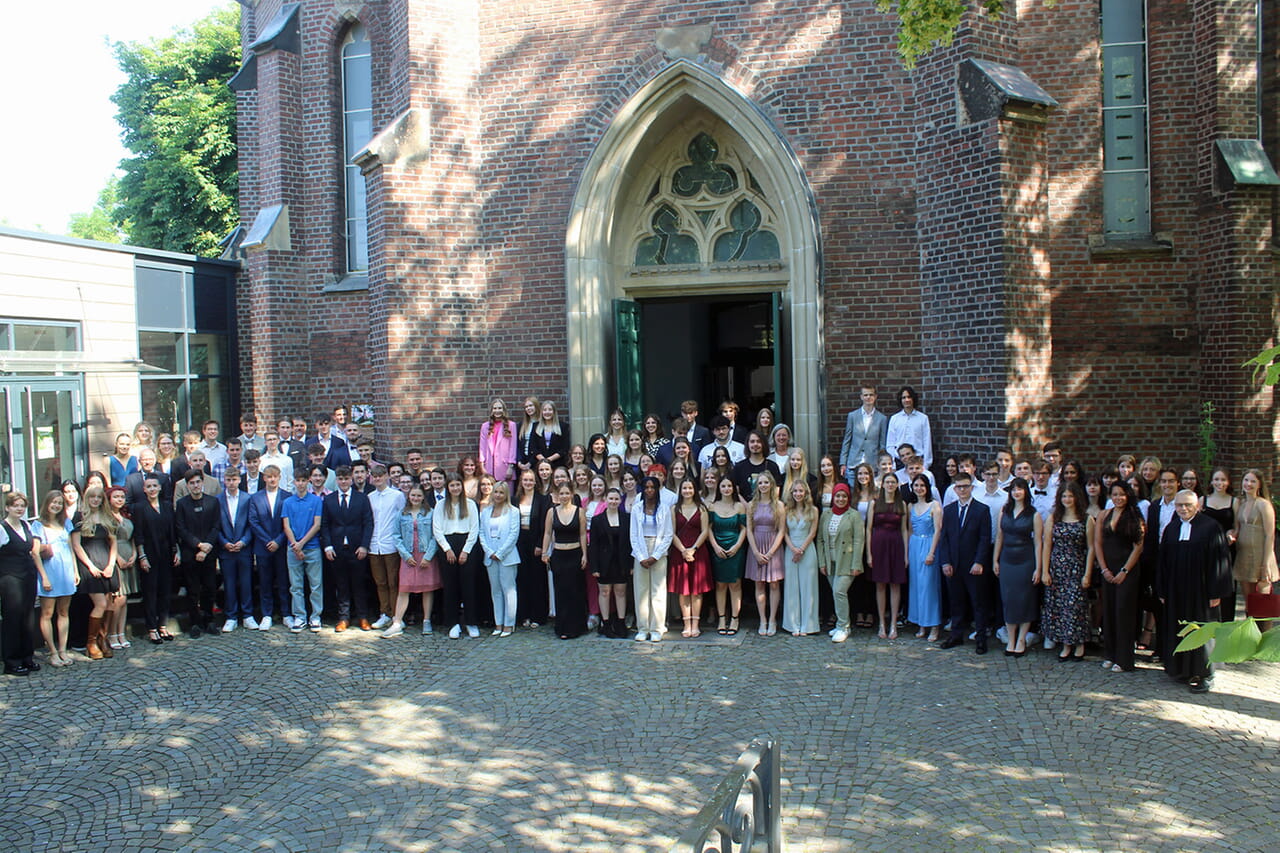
[110,3,240,255]
[877,0,1037,68]
[67,177,127,244]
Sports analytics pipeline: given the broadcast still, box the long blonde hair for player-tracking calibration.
[748,472,783,527]
[78,485,117,539]
[782,447,809,497]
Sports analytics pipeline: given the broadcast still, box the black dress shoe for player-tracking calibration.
[975,638,988,654]
[1189,677,1213,694]
[188,624,203,638]
[940,637,963,649]
[205,623,222,636]
[24,660,41,672]
[4,665,30,676]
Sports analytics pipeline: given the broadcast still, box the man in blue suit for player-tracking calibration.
[839,385,889,483]
[937,472,993,653]
[321,465,375,631]
[248,464,289,631]
[217,468,255,632]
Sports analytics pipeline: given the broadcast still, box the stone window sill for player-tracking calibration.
[323,274,369,293]
[1087,232,1173,259]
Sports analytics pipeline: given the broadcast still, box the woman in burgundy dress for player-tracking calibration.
[669,479,713,637]
[866,474,909,639]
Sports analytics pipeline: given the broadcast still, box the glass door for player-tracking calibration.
[1,379,85,499]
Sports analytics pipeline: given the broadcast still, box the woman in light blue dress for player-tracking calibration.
[781,481,820,636]
[32,490,78,666]
[906,474,943,641]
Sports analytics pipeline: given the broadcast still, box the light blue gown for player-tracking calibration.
[907,506,941,628]
[781,514,820,634]
[31,518,77,597]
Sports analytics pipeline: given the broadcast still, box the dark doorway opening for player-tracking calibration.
[637,294,781,425]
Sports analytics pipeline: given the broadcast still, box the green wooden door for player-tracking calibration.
[613,298,644,428]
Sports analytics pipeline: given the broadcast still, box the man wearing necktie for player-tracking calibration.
[938,473,993,653]
[321,466,374,631]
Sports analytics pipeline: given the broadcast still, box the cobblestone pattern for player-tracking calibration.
[1,627,1276,851]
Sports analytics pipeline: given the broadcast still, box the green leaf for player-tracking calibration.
[1253,626,1280,662]
[1174,621,1218,652]
[1208,618,1263,663]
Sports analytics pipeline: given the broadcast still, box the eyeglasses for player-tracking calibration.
[953,484,973,489]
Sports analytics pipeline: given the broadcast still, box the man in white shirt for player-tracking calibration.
[260,430,294,485]
[885,386,932,468]
[696,416,746,469]
[972,461,1009,643]
[343,422,364,461]
[1030,462,1056,521]
[1042,441,1063,494]
[365,463,406,629]
[942,455,978,506]
[249,465,289,629]
[995,448,1014,489]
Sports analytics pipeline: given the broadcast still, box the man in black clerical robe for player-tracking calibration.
[1157,490,1232,693]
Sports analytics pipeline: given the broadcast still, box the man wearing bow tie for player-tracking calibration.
[1030,462,1056,522]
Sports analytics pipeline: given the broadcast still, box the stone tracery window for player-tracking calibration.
[632,132,782,268]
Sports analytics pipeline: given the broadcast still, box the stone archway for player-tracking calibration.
[565,59,822,451]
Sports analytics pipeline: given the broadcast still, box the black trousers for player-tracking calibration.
[947,568,990,642]
[515,528,548,623]
[442,533,481,627]
[183,556,218,628]
[328,544,370,622]
[140,562,172,630]
[0,571,36,667]
[1102,571,1142,671]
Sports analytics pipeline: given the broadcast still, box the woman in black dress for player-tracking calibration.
[133,473,178,643]
[69,485,119,661]
[1094,481,1145,673]
[542,484,587,639]
[1,492,45,676]
[589,488,630,637]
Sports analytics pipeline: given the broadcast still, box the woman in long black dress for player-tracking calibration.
[132,474,178,644]
[1094,481,1145,673]
[1199,467,1238,621]
[513,469,549,628]
[542,483,587,639]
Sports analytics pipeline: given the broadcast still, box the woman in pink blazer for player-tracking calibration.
[480,399,518,486]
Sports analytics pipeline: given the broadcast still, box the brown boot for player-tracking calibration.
[85,616,104,660]
[98,617,114,658]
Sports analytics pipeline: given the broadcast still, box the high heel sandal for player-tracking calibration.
[728,617,739,635]
[149,630,163,645]
[717,617,728,635]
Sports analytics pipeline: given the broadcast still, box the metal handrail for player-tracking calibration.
[670,737,783,853]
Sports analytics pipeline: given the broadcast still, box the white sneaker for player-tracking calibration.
[244,616,261,631]
[222,619,237,633]
[587,614,600,629]
[649,631,662,643]
[449,624,462,639]
[467,625,480,639]
[634,631,647,642]
[831,629,849,643]
[372,614,391,630]
[258,617,272,631]
[968,630,978,641]
[1026,631,1042,645]
[309,617,322,632]
[283,616,295,630]
[380,623,404,638]
[828,627,838,637]
[491,628,503,636]
[422,620,433,635]
[290,619,304,634]
[1043,637,1055,650]
[996,626,1010,643]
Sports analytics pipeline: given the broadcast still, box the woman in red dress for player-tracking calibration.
[669,479,713,637]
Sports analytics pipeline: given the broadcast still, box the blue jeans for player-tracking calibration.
[288,547,323,622]
[486,558,518,628]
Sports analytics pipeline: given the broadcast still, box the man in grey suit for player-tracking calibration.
[840,385,888,485]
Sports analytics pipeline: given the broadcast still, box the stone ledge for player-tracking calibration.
[1087,232,1174,259]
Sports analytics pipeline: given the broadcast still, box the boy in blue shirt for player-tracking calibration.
[282,469,324,632]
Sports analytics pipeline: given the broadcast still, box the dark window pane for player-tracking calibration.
[193,272,231,331]
[188,334,227,375]
[189,377,227,429]
[139,331,184,374]
[140,378,187,437]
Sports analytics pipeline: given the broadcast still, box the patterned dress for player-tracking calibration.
[1042,519,1090,644]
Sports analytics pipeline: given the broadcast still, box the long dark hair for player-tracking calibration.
[1106,481,1143,542]
[1004,477,1033,519]
[1052,480,1087,525]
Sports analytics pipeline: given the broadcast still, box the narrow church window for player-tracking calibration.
[1101,0,1150,235]
[341,24,373,273]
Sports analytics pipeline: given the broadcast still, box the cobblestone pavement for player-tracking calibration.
[1,621,1276,852]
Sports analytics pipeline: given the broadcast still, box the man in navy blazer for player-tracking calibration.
[248,465,290,631]
[839,385,889,482]
[937,472,993,653]
[216,468,256,633]
[679,400,712,457]
[321,465,374,631]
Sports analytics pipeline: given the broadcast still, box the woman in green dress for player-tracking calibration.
[708,474,748,635]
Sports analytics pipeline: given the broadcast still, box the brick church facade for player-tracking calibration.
[231,0,1279,476]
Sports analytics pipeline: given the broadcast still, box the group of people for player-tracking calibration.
[0,393,1270,695]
